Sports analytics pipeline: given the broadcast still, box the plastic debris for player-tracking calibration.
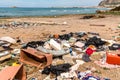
[60,71,77,79]
[82,53,91,62]
[74,41,85,48]
[0,31,114,80]
[22,41,45,49]
[94,60,120,68]
[12,62,20,66]
[0,54,11,62]
[85,36,106,48]
[37,46,69,56]
[70,60,85,72]
[42,63,71,76]
[0,36,16,44]
[109,43,120,50]
[49,39,62,50]
[63,54,74,64]
[106,52,120,65]
[85,48,96,56]
[0,51,10,57]
[12,49,21,54]
[114,36,120,41]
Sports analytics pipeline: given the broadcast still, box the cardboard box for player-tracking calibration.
[20,47,52,68]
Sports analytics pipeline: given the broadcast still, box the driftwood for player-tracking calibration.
[90,24,105,27]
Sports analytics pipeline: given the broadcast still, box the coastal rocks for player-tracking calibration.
[82,15,105,19]
[110,6,120,11]
[99,0,120,7]
[96,10,107,14]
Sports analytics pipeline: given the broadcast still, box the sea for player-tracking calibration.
[0,7,108,17]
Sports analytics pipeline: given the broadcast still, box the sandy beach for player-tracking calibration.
[0,14,120,42]
[0,14,120,80]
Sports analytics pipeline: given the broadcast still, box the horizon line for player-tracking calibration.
[0,6,102,8]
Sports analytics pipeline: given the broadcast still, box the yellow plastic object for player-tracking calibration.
[12,62,20,66]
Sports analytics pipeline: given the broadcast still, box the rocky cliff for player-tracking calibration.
[99,0,120,7]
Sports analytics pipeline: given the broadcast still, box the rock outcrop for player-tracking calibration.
[110,6,120,11]
[99,0,120,7]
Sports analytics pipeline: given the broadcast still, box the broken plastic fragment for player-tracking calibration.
[0,36,16,44]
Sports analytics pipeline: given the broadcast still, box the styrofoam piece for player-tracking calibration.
[74,41,85,48]
[44,42,51,49]
[0,36,16,44]
[72,51,77,56]
[63,43,70,48]
[70,60,85,71]
[61,40,70,48]
[12,49,21,54]
[49,39,61,50]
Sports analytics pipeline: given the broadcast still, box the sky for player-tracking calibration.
[0,0,102,7]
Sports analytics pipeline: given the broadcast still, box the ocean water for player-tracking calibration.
[0,7,108,17]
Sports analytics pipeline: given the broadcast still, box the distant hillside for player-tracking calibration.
[99,0,120,7]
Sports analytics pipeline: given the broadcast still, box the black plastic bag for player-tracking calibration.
[42,63,71,76]
[109,44,120,50]
[22,41,45,49]
[85,36,106,47]
[59,32,73,40]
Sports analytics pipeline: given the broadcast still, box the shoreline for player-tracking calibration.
[1,13,120,19]
[0,13,97,19]
[0,7,110,19]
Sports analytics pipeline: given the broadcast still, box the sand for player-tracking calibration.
[0,15,120,42]
[0,14,120,80]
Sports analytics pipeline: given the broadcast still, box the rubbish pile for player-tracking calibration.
[0,31,120,80]
[0,21,42,28]
[0,36,17,62]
